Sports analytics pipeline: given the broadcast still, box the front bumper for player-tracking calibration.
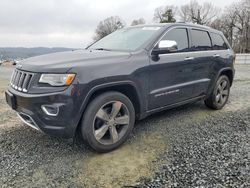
[6,85,86,138]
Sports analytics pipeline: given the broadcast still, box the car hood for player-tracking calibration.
[19,49,132,73]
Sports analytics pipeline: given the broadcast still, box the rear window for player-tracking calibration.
[190,29,212,51]
[210,33,228,50]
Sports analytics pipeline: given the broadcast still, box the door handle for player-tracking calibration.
[184,57,194,61]
[213,54,220,58]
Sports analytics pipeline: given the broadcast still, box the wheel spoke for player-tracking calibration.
[215,94,221,103]
[220,95,226,104]
[221,81,227,90]
[96,108,110,122]
[222,89,229,96]
[110,101,122,118]
[115,115,129,125]
[95,124,109,140]
[218,84,222,92]
[110,126,119,143]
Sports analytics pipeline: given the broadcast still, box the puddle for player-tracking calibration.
[76,132,167,188]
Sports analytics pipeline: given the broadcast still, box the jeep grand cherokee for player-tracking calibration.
[5,23,235,152]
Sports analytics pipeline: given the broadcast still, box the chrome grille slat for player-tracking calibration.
[12,70,18,86]
[10,69,33,93]
[17,72,23,90]
[21,73,27,88]
[10,70,15,85]
[23,74,32,91]
[15,71,21,86]
[22,73,30,92]
[13,70,18,84]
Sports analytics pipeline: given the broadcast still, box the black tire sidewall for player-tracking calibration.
[81,92,135,152]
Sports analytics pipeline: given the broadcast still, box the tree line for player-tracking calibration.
[94,0,250,53]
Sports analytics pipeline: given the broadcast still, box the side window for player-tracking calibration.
[162,28,189,52]
[190,29,212,51]
[210,33,228,50]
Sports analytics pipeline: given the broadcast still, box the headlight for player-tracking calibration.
[39,74,76,86]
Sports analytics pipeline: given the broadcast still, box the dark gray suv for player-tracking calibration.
[5,23,235,152]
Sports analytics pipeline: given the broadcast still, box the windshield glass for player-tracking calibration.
[88,26,162,51]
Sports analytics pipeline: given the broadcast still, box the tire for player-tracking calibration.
[81,91,135,152]
[205,75,230,110]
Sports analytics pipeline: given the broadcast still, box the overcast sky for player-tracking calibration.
[0,0,238,48]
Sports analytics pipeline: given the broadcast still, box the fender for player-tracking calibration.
[206,67,235,98]
[73,80,145,132]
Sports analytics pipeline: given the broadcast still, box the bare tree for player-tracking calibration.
[94,16,125,41]
[179,5,190,22]
[153,0,249,53]
[179,0,219,25]
[210,0,250,53]
[131,18,146,26]
[234,0,250,53]
[154,6,177,23]
[210,5,238,46]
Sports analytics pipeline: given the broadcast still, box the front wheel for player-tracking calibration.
[205,75,230,110]
[81,91,135,152]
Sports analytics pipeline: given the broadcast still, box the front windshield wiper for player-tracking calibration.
[93,48,111,51]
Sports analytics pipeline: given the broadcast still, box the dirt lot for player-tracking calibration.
[0,65,249,187]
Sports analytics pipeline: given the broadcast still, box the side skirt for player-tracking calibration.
[143,95,206,118]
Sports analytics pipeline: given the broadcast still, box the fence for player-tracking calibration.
[236,54,250,64]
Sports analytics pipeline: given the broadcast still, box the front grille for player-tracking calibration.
[10,69,33,93]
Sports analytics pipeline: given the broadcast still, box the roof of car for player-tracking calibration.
[130,22,221,34]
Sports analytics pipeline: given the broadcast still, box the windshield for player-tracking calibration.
[88,26,162,51]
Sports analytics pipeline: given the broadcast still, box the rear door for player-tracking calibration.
[187,28,215,97]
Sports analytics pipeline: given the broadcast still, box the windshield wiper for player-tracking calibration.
[93,48,111,51]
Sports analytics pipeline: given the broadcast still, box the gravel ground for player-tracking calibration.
[133,109,250,187]
[0,65,250,187]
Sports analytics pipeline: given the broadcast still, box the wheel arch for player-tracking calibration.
[206,67,234,98]
[219,68,234,86]
[85,83,142,118]
[74,81,144,137]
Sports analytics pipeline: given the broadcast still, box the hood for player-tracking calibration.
[19,49,131,73]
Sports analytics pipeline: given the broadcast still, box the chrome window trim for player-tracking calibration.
[158,50,218,57]
[149,25,220,57]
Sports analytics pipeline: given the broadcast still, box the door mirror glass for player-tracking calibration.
[152,40,178,55]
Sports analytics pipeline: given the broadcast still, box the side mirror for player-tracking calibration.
[152,40,178,55]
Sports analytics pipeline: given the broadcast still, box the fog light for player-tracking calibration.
[41,105,59,116]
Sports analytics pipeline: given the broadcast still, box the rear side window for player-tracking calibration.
[162,28,189,52]
[190,29,212,51]
[210,33,228,50]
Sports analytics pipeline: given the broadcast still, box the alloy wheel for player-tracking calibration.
[215,79,229,105]
[93,101,130,145]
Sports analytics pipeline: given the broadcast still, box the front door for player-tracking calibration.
[148,27,196,110]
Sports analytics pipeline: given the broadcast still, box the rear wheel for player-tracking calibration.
[205,75,230,110]
[81,91,135,152]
